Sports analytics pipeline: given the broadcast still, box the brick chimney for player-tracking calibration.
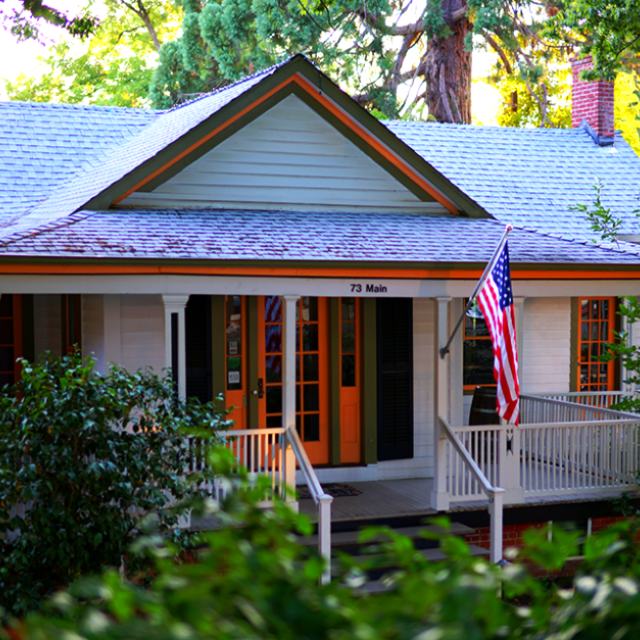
[571,55,615,146]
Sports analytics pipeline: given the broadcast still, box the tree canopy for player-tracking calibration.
[2,0,640,141]
[4,0,181,107]
[1,0,98,40]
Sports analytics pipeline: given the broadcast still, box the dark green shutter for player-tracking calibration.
[376,298,413,461]
[186,295,212,402]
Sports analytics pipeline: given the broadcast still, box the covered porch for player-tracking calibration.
[3,270,640,567]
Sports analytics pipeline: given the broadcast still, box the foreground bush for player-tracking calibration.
[0,351,228,615]
[6,472,640,640]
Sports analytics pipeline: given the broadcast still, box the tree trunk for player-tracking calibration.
[425,0,472,123]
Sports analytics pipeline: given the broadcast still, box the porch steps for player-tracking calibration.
[298,518,489,589]
[297,522,475,552]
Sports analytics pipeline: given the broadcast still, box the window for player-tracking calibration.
[62,294,82,353]
[463,299,494,390]
[225,295,244,392]
[0,295,22,389]
[577,297,616,392]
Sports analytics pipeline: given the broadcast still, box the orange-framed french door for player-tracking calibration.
[258,296,330,465]
[224,295,247,430]
[577,297,616,392]
[340,297,361,464]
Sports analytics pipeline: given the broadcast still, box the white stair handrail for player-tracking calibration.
[440,416,505,563]
[285,425,333,584]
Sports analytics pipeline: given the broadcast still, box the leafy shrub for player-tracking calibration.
[9,479,640,640]
[0,351,228,615]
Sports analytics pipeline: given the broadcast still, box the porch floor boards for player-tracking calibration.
[298,477,631,523]
[299,478,437,523]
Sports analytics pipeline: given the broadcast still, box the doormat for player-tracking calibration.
[297,483,362,499]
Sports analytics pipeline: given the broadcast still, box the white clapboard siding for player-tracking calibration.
[121,95,448,214]
[120,295,165,374]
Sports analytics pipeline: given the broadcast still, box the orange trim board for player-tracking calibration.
[112,73,459,215]
[2,264,640,280]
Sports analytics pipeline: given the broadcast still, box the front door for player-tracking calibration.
[258,296,330,465]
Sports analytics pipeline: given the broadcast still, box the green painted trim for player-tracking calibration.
[140,82,438,205]
[81,54,488,217]
[211,296,225,401]
[329,297,341,466]
[84,58,308,210]
[361,298,377,464]
[139,87,300,194]
[247,296,259,429]
[289,86,436,204]
[570,297,579,392]
[294,62,489,218]
[21,294,34,362]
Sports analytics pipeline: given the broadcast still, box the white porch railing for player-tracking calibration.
[188,425,333,584]
[519,419,640,495]
[186,427,288,500]
[439,393,640,560]
[519,394,640,495]
[440,416,505,563]
[528,390,639,410]
[444,396,640,507]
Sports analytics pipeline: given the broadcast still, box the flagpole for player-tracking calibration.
[439,224,514,359]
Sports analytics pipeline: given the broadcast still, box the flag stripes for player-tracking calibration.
[476,242,519,425]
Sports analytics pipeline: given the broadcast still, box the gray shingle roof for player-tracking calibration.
[1,55,640,263]
[1,208,638,265]
[0,102,158,222]
[386,121,640,241]
[0,62,283,237]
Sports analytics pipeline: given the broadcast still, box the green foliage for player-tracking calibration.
[4,0,182,107]
[550,0,640,82]
[615,71,640,156]
[0,350,228,616]
[598,296,640,415]
[2,0,98,41]
[490,46,571,128]
[10,477,640,640]
[570,180,624,244]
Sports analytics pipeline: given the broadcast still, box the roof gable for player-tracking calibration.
[0,55,489,239]
[119,95,448,214]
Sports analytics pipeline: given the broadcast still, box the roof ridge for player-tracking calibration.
[384,120,588,133]
[0,211,93,248]
[168,55,300,112]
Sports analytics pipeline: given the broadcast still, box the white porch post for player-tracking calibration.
[281,295,300,505]
[448,298,464,428]
[162,294,189,400]
[488,489,505,563]
[496,296,525,505]
[431,296,451,511]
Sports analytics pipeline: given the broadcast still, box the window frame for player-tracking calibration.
[462,298,496,392]
[576,296,617,393]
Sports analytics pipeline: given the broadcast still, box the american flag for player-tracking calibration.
[477,242,520,425]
